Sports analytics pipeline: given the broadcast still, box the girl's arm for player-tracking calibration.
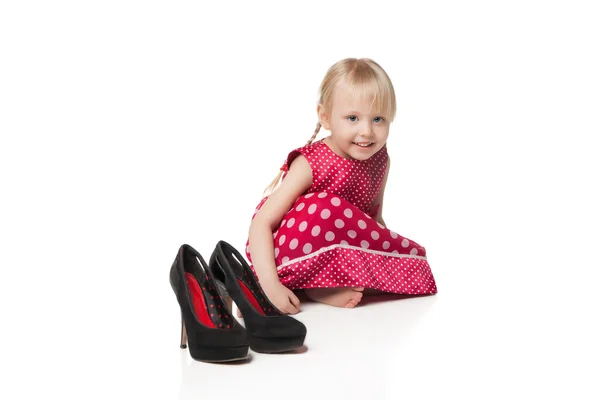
[371,156,390,228]
[248,155,313,313]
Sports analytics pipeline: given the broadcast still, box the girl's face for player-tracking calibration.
[319,80,390,161]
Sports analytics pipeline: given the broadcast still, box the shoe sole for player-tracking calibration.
[249,335,306,354]
[188,345,250,363]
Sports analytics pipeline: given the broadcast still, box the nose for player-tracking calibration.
[359,121,375,138]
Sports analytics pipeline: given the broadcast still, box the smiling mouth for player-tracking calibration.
[353,142,374,147]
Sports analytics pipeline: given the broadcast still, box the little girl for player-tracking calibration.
[245,58,437,314]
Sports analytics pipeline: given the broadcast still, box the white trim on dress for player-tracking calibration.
[276,243,428,270]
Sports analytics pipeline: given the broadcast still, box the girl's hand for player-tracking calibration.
[261,281,301,315]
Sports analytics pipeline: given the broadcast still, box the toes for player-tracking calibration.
[352,287,365,292]
[345,299,359,308]
[345,292,363,308]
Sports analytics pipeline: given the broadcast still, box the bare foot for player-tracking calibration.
[304,287,364,308]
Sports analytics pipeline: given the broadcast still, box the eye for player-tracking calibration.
[374,117,385,123]
[347,115,358,122]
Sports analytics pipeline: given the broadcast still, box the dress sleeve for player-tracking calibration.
[280,145,315,177]
[280,149,301,172]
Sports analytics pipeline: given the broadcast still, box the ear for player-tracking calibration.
[317,104,331,130]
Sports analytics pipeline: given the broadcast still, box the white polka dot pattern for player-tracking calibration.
[244,139,438,295]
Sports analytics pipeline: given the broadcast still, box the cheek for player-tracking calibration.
[376,126,390,138]
[336,120,350,129]
[332,121,352,134]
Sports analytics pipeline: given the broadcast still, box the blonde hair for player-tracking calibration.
[263,58,396,196]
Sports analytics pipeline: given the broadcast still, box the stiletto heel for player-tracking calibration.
[180,318,187,349]
[169,244,250,362]
[209,240,307,353]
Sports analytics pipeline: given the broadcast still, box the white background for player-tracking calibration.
[1,1,599,399]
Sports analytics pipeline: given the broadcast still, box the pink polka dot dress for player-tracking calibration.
[245,139,438,295]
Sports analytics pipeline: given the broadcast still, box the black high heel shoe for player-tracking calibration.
[169,244,249,362]
[209,240,307,353]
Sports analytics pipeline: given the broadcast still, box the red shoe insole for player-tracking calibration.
[185,272,217,328]
[238,279,266,316]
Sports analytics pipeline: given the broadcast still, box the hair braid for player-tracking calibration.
[306,122,322,145]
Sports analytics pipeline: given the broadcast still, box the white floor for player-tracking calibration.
[131,253,598,400]
[4,237,598,400]
[168,275,596,399]
[83,233,597,400]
